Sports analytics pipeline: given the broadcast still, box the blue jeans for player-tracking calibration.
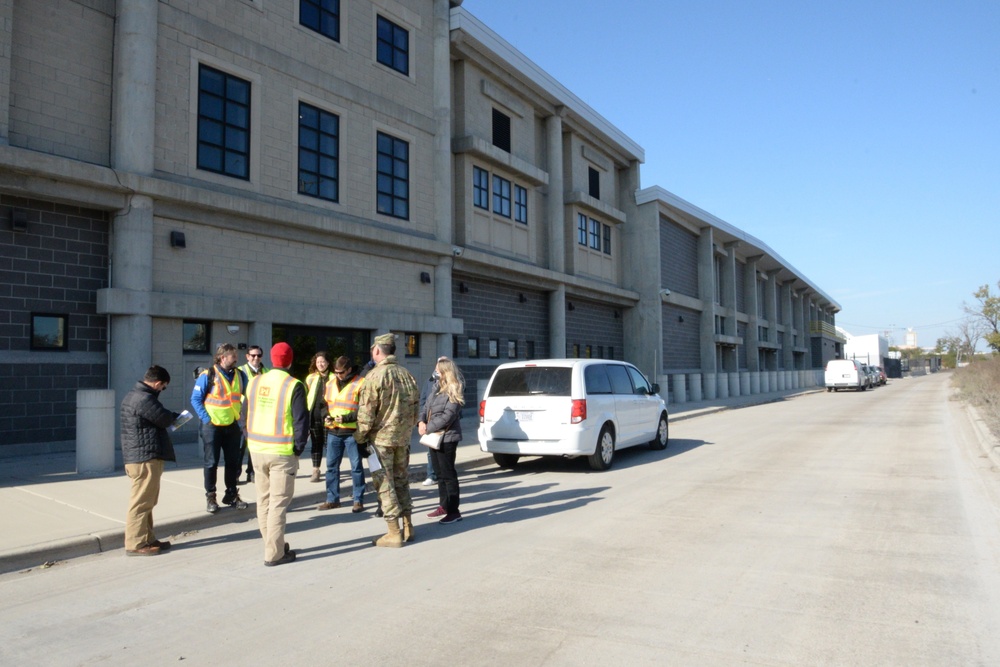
[425,446,437,480]
[325,432,365,504]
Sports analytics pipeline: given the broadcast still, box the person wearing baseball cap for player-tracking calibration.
[354,332,420,547]
[244,342,308,566]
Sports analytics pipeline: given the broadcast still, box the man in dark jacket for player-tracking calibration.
[121,365,180,556]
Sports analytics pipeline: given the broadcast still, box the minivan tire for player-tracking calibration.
[588,425,615,471]
[493,453,520,469]
[648,412,668,450]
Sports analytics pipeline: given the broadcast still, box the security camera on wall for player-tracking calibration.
[452,246,464,257]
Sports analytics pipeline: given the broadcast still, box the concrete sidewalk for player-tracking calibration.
[0,386,821,573]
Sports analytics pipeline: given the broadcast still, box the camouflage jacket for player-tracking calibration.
[355,355,419,448]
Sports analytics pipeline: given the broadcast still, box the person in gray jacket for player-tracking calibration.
[121,365,179,556]
[417,358,464,525]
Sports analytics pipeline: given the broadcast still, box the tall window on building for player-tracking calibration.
[197,65,250,179]
[473,167,489,209]
[300,0,340,41]
[588,167,600,199]
[376,132,409,219]
[492,108,511,152]
[589,218,601,250]
[714,256,723,304]
[298,103,339,202]
[514,184,528,224]
[492,175,511,218]
[602,224,611,254]
[577,213,588,246]
[376,16,409,75]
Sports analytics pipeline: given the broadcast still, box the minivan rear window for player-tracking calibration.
[489,367,572,397]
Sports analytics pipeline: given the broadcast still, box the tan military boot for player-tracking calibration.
[373,518,403,548]
[401,513,414,543]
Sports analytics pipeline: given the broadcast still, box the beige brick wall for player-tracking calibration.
[151,216,435,318]
[154,0,437,236]
[8,0,113,165]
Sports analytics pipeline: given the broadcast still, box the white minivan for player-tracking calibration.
[477,359,669,470]
[824,359,867,392]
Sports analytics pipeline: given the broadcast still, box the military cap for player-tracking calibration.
[373,332,396,346]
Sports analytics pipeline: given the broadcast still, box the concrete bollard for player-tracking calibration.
[672,373,687,404]
[689,373,703,402]
[77,389,116,475]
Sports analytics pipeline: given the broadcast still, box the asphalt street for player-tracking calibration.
[2,372,999,666]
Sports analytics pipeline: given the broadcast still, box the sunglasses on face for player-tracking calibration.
[248,353,261,358]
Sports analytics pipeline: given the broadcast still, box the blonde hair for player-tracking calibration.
[436,358,465,405]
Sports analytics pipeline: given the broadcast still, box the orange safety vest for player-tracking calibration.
[325,375,363,430]
[202,366,243,426]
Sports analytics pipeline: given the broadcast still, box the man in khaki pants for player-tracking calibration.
[245,343,308,566]
[121,366,180,557]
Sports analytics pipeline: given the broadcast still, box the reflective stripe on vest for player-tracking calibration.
[246,372,300,456]
[202,366,242,426]
[325,376,363,430]
[305,372,329,411]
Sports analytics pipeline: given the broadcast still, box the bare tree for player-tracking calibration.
[964,283,1000,353]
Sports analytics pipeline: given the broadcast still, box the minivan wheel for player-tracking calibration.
[588,426,615,471]
[493,453,520,469]
[648,412,669,451]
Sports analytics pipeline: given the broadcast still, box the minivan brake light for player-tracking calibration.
[570,399,586,424]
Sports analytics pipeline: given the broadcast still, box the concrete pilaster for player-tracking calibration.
[549,284,566,358]
[781,283,794,370]
[111,0,157,174]
[698,228,716,373]
[745,257,761,372]
[435,258,453,357]
[545,110,565,273]
[248,321,273,353]
[624,167,661,381]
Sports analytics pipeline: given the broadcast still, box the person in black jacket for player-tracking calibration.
[417,357,464,525]
[121,365,180,557]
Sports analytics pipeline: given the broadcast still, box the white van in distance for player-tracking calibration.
[824,359,867,392]
[477,359,669,470]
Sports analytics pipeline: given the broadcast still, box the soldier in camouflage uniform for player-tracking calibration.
[354,333,420,547]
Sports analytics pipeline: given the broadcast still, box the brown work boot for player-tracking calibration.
[372,518,403,548]
[126,545,161,557]
[401,513,414,542]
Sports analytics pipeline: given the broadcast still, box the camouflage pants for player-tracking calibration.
[371,444,411,520]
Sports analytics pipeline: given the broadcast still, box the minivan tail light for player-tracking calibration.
[479,400,486,423]
[570,399,586,424]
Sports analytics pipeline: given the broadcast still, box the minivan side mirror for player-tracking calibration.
[651,383,660,395]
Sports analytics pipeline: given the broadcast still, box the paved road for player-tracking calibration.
[2,373,999,666]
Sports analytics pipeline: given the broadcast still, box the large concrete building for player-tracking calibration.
[0,0,841,455]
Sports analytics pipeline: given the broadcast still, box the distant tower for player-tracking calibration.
[905,327,917,349]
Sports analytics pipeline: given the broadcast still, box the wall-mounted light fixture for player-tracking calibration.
[170,231,186,248]
[420,271,431,284]
[567,302,575,311]
[678,315,684,323]
[226,324,240,335]
[614,310,620,319]
[10,208,27,232]
[458,282,469,294]
[518,293,527,303]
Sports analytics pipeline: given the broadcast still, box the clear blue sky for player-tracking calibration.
[463,0,1000,350]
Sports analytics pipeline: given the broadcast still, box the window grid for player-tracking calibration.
[602,224,611,255]
[197,65,250,180]
[300,0,340,41]
[376,16,409,75]
[589,218,601,250]
[492,175,511,218]
[473,167,489,209]
[298,102,339,202]
[577,213,588,245]
[376,132,409,220]
[514,185,528,224]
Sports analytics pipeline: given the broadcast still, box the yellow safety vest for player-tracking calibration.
[202,366,243,426]
[305,372,330,411]
[245,370,301,456]
[325,375,363,430]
